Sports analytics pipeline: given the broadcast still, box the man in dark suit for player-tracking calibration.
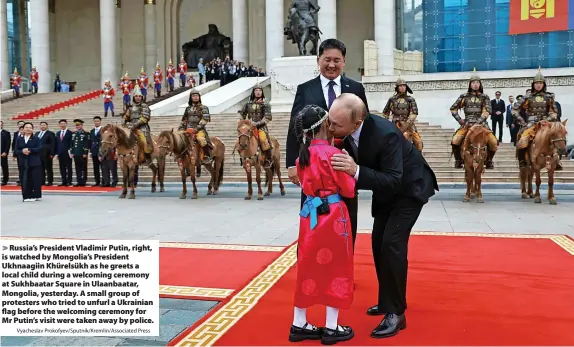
[491,90,505,143]
[1,121,11,185]
[54,119,73,186]
[330,94,438,339]
[506,95,518,146]
[286,38,369,244]
[99,146,118,187]
[89,116,103,186]
[35,121,56,185]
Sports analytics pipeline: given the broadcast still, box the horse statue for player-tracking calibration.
[284,0,322,56]
[99,124,164,199]
[157,129,199,199]
[236,120,286,200]
[461,125,491,203]
[520,120,568,204]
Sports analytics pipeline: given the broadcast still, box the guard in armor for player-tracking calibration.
[166,59,176,92]
[11,68,21,98]
[70,119,90,186]
[101,79,116,118]
[239,84,274,167]
[153,62,163,98]
[178,56,188,88]
[285,0,320,40]
[512,67,562,170]
[30,66,39,94]
[179,89,212,164]
[382,77,423,151]
[138,67,149,102]
[119,71,133,112]
[124,86,154,165]
[450,68,498,169]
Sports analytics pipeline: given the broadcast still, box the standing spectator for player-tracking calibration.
[490,91,505,143]
[53,73,62,92]
[197,58,205,85]
[54,119,73,186]
[89,116,103,186]
[506,95,518,146]
[14,122,42,202]
[35,121,56,186]
[1,121,11,185]
[100,146,118,187]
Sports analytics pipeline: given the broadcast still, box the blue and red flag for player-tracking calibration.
[509,0,574,34]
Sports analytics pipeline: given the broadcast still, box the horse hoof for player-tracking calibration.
[128,195,135,199]
[160,187,165,192]
[534,198,542,203]
[191,195,198,200]
[264,192,271,196]
[151,187,156,193]
[529,194,535,198]
[179,195,186,199]
[212,190,219,195]
[119,194,126,199]
[244,196,251,200]
[477,198,484,203]
[281,190,286,196]
[549,199,557,205]
[470,194,475,199]
[257,196,264,201]
[207,191,213,195]
[463,197,470,202]
[521,193,528,199]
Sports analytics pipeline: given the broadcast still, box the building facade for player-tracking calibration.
[1,0,572,92]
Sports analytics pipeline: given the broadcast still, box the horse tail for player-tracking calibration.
[217,159,224,187]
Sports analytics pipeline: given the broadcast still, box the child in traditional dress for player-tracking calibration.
[289,105,356,345]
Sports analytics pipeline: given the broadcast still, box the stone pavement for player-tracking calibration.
[1,187,574,346]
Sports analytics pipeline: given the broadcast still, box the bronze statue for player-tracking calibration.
[182,24,233,67]
[284,0,322,56]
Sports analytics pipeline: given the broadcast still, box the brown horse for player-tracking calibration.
[236,120,286,200]
[100,124,163,199]
[462,124,491,203]
[521,120,568,204]
[157,129,199,199]
[192,135,226,196]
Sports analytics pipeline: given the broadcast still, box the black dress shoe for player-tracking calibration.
[91,184,100,187]
[371,313,406,339]
[366,305,384,316]
[288,323,323,343]
[58,183,66,186]
[321,325,354,345]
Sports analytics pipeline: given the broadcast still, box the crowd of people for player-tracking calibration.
[199,55,266,86]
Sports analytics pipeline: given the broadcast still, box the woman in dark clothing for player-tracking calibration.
[14,122,42,201]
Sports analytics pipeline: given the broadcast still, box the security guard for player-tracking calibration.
[70,119,90,186]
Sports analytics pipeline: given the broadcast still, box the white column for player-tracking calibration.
[318,0,336,40]
[232,0,248,63]
[144,0,157,75]
[0,0,9,90]
[29,0,51,92]
[100,0,117,87]
[265,0,283,72]
[374,0,395,75]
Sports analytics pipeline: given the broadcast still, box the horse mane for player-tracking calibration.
[463,124,490,149]
[532,121,568,157]
[102,124,136,148]
[237,119,252,130]
[159,129,190,155]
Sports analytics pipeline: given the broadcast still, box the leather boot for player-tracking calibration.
[104,111,108,118]
[263,149,274,168]
[202,147,212,164]
[112,111,115,118]
[518,148,528,168]
[452,144,463,168]
[486,150,495,169]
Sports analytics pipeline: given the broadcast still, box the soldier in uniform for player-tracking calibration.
[153,62,163,98]
[124,87,153,165]
[179,89,212,164]
[138,67,149,102]
[450,69,498,169]
[70,119,89,186]
[11,68,21,98]
[512,67,562,170]
[382,77,423,152]
[239,84,274,167]
[166,59,176,92]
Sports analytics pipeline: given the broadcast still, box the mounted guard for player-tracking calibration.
[382,77,423,151]
[178,89,213,164]
[284,0,322,56]
[239,83,274,168]
[512,67,562,171]
[450,68,498,169]
[123,86,153,165]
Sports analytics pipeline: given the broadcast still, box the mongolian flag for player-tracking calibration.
[508,0,574,34]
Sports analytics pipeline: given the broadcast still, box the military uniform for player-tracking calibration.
[179,89,212,164]
[512,68,561,169]
[239,85,273,166]
[382,77,423,151]
[70,119,90,186]
[124,86,153,164]
[450,69,498,169]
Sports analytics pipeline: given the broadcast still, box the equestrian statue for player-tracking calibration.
[284,0,322,56]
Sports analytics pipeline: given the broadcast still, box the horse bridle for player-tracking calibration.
[236,126,259,161]
[468,143,487,169]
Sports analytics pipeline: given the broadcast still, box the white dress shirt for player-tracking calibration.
[320,74,342,107]
[24,135,30,144]
[350,122,363,180]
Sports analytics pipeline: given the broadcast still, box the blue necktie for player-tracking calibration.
[327,80,336,109]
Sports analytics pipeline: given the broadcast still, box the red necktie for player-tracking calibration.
[60,131,64,141]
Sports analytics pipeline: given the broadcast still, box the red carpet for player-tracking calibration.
[0,185,121,193]
[181,234,574,346]
[160,247,282,291]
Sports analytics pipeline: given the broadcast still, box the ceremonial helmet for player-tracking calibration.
[132,84,144,101]
[123,71,130,80]
[13,67,18,75]
[394,76,412,94]
[140,66,146,74]
[156,62,161,69]
[250,80,265,101]
[188,88,201,105]
[180,54,185,62]
[31,66,36,70]
[169,58,173,65]
[468,67,483,93]
[104,79,111,86]
[532,66,546,92]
